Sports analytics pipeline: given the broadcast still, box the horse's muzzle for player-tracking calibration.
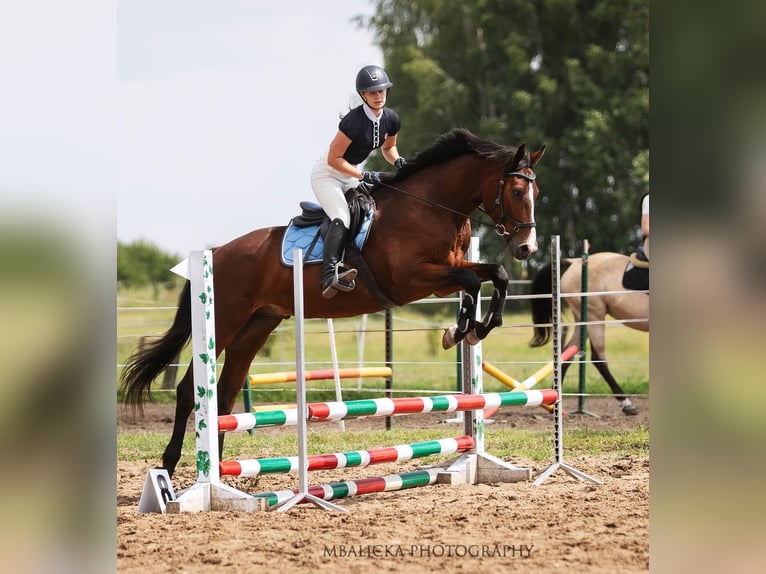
[515,243,534,259]
[507,238,538,260]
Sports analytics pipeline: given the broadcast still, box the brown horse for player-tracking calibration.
[529,252,649,414]
[120,128,546,476]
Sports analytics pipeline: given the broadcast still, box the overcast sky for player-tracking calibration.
[117,1,383,257]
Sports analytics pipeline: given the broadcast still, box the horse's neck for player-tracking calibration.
[409,155,499,214]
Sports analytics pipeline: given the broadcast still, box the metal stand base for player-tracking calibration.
[166,482,268,513]
[443,412,496,425]
[276,492,348,513]
[533,461,602,486]
[569,408,600,418]
[432,452,532,485]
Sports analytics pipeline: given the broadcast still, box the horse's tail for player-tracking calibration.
[120,281,192,412]
[528,260,573,347]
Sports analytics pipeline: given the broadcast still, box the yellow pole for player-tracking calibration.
[249,366,392,386]
[482,362,554,413]
[482,347,578,413]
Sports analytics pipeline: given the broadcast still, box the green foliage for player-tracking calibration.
[117,240,183,287]
[358,0,649,267]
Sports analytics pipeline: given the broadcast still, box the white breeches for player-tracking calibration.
[310,153,359,228]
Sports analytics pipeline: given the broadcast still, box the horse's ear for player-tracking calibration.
[512,143,527,168]
[530,145,546,166]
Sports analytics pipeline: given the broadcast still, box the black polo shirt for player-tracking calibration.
[338,106,401,165]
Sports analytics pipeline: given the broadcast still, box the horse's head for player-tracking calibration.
[483,143,546,260]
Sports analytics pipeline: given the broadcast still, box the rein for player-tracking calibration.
[379,169,536,238]
[377,181,488,227]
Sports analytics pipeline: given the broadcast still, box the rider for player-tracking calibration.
[310,64,406,299]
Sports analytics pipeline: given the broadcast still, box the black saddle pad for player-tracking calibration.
[622,262,649,291]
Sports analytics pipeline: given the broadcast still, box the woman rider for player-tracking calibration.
[310,64,406,299]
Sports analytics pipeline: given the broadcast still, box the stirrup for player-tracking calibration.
[321,264,357,299]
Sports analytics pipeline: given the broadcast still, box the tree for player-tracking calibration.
[117,240,182,286]
[358,0,649,268]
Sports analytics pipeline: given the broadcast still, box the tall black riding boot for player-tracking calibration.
[320,219,358,299]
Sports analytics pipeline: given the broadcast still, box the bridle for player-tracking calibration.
[486,169,537,238]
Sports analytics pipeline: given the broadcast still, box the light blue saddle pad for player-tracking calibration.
[281,203,375,266]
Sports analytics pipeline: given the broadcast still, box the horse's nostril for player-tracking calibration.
[518,245,530,258]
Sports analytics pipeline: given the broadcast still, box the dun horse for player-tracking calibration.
[529,252,649,414]
[121,128,546,476]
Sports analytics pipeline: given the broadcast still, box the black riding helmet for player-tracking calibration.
[355,65,393,93]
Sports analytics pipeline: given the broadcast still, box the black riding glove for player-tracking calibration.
[394,157,407,170]
[361,171,382,185]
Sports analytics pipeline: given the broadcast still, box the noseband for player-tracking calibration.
[492,170,537,238]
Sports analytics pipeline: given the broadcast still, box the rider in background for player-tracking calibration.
[640,193,649,261]
[310,64,406,299]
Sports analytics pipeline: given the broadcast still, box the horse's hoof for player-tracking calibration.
[442,327,457,350]
[465,330,481,346]
[622,403,639,416]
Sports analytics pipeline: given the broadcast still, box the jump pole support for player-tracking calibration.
[533,236,601,485]
[326,318,346,431]
[163,250,266,513]
[276,248,347,512]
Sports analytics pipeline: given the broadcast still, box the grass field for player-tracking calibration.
[117,424,649,467]
[117,284,649,406]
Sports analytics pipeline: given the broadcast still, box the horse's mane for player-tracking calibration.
[387,128,522,184]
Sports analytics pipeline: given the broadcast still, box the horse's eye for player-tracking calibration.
[512,189,523,199]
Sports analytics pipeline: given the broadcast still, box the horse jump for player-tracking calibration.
[156,249,564,513]
[218,389,555,432]
[307,390,557,421]
[219,436,475,477]
[254,469,444,509]
[217,387,556,509]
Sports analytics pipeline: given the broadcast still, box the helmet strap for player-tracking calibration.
[359,92,386,112]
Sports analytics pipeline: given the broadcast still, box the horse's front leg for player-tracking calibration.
[441,270,481,350]
[466,264,509,344]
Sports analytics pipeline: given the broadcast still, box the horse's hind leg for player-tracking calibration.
[591,346,638,415]
[214,310,285,460]
[162,367,194,477]
[160,310,284,476]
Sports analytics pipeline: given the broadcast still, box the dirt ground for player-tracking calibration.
[117,397,649,573]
